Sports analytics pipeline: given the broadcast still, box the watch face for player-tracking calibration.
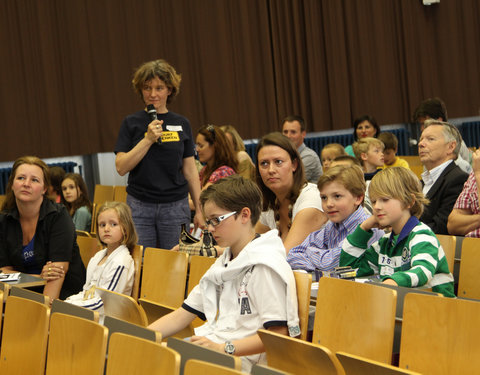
[225,342,235,355]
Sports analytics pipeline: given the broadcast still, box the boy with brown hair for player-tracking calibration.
[287,165,383,274]
[148,175,299,372]
[378,132,410,169]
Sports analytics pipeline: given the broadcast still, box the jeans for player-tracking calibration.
[127,194,190,249]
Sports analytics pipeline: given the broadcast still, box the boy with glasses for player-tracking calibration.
[148,175,300,372]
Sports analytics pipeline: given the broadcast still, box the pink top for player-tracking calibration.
[199,165,236,186]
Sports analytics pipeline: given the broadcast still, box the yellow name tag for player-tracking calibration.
[161,131,180,142]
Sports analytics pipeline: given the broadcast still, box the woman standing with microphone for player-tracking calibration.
[115,59,204,249]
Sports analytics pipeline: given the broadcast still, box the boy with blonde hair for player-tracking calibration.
[287,165,383,275]
[353,137,385,180]
[378,132,410,169]
[320,143,347,171]
[149,175,299,372]
[340,167,455,297]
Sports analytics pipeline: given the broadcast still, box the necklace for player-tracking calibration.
[274,199,293,238]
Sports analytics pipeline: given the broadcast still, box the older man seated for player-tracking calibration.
[418,120,468,235]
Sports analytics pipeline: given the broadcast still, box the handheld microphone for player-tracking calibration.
[147,104,162,144]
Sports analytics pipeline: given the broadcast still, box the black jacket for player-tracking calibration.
[421,161,469,235]
[0,198,86,299]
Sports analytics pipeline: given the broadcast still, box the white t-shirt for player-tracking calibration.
[259,182,323,229]
[65,244,135,314]
[183,230,299,372]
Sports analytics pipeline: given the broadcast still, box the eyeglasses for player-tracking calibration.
[205,211,237,227]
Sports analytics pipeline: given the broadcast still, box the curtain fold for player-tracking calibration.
[0,0,479,161]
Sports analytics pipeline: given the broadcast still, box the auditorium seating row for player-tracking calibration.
[3,271,479,374]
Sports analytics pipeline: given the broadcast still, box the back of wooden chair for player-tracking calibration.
[337,351,421,375]
[167,337,242,375]
[106,332,180,375]
[0,281,10,302]
[131,244,143,301]
[51,298,99,322]
[10,285,49,305]
[91,185,115,234]
[76,229,92,237]
[187,255,216,294]
[96,287,148,326]
[436,234,456,273]
[0,296,50,375]
[139,298,194,338]
[293,271,312,340]
[141,247,189,307]
[104,315,161,343]
[46,313,108,375]
[458,237,480,299]
[251,364,291,375]
[312,277,397,364]
[400,293,480,374]
[77,235,100,268]
[257,329,344,375]
[184,359,244,375]
[113,185,127,203]
[409,165,423,180]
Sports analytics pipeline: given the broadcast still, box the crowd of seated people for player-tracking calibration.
[1,58,478,372]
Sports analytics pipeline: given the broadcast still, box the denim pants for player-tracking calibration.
[127,194,190,249]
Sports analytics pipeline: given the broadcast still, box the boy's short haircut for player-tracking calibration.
[352,137,385,161]
[322,143,347,157]
[200,175,262,225]
[332,155,362,167]
[369,167,429,218]
[317,164,366,200]
[378,132,398,151]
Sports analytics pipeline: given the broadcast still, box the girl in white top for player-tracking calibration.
[254,132,327,252]
[64,201,137,313]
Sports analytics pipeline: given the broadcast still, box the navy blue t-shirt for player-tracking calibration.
[114,110,195,203]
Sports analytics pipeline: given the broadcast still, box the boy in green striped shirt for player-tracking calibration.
[340,167,455,297]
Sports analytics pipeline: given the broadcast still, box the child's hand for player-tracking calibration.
[41,261,65,281]
[190,335,224,353]
[360,215,379,232]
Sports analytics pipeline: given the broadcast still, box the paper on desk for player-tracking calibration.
[0,272,21,282]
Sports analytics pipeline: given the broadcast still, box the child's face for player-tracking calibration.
[61,178,80,203]
[203,201,241,248]
[320,181,363,223]
[321,149,338,170]
[371,196,411,234]
[98,209,124,249]
[383,148,397,166]
[364,145,384,167]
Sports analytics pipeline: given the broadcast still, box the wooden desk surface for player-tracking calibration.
[1,273,46,288]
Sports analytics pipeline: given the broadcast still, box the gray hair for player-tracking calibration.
[423,120,462,158]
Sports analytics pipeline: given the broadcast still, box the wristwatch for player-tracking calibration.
[224,341,236,355]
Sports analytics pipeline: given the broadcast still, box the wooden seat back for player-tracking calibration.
[458,237,480,299]
[313,277,397,364]
[400,293,480,374]
[258,329,344,375]
[337,351,421,374]
[106,332,180,375]
[184,359,244,375]
[293,271,312,340]
[76,235,100,268]
[436,234,456,273]
[96,287,148,326]
[46,313,108,375]
[51,298,99,322]
[0,296,50,375]
[141,247,189,307]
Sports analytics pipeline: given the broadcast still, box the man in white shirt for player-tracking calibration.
[418,120,468,234]
[413,97,471,173]
[282,115,322,183]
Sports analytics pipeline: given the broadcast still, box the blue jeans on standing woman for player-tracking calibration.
[127,194,190,249]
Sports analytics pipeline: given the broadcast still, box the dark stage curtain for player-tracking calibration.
[1,0,479,160]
